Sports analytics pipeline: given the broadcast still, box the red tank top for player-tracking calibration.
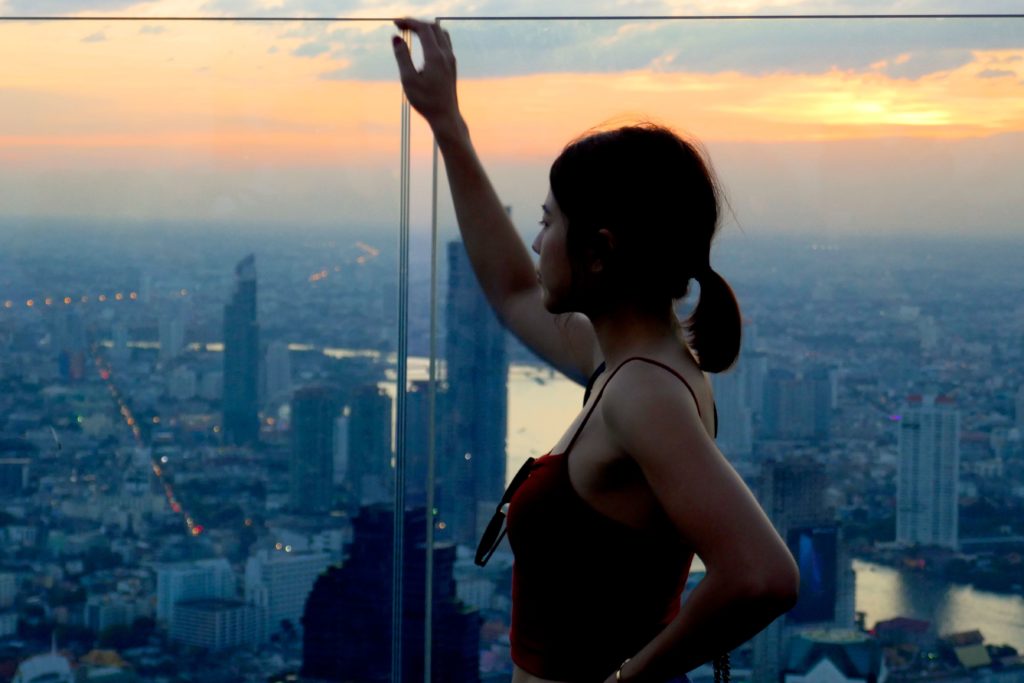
[506,357,712,682]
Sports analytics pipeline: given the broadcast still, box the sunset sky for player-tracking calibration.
[1,1,1022,237]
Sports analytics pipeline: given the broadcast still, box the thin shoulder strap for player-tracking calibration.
[561,356,705,456]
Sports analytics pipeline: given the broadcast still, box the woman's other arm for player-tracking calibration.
[392,19,600,384]
[601,363,800,683]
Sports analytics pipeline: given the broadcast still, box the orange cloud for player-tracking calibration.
[2,18,1022,168]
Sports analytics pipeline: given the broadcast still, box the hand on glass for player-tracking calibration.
[392,18,461,131]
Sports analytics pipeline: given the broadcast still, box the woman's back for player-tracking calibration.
[508,356,713,683]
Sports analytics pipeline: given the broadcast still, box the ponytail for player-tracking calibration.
[686,268,741,373]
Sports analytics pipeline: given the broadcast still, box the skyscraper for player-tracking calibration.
[762,367,833,442]
[223,254,260,446]
[155,558,236,626]
[244,548,331,637]
[711,364,753,459]
[443,239,509,545]
[752,459,855,682]
[265,341,292,402]
[346,384,393,506]
[159,304,186,363]
[290,386,338,515]
[897,394,960,549]
[300,505,480,682]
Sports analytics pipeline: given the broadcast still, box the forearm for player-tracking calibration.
[620,574,795,683]
[431,116,540,313]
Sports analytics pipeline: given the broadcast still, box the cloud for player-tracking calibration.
[977,68,1017,78]
[0,0,145,13]
[82,31,107,42]
[139,25,166,35]
[292,41,331,57]
[881,50,975,79]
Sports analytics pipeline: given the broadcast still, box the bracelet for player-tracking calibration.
[615,658,631,682]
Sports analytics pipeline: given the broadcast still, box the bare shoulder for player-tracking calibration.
[599,358,799,594]
[599,358,709,440]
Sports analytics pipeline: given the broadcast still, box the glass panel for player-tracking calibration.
[423,16,1024,682]
[0,17,404,681]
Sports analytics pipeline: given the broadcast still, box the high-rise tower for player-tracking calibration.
[223,254,260,446]
[346,384,393,506]
[443,239,509,545]
[897,394,960,549]
[290,385,338,515]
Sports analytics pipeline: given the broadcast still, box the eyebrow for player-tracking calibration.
[541,204,551,215]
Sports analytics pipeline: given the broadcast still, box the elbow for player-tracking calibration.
[737,560,800,616]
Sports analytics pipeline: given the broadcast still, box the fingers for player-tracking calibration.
[391,35,417,84]
[394,17,442,58]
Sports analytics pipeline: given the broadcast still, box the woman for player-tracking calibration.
[393,19,800,683]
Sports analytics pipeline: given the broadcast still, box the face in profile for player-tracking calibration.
[533,191,576,313]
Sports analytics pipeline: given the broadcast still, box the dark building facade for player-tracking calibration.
[223,254,260,446]
[301,505,479,682]
[443,240,509,546]
[290,385,338,515]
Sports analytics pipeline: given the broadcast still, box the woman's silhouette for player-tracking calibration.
[393,19,799,683]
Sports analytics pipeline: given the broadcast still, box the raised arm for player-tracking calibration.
[392,19,600,384]
[601,362,800,682]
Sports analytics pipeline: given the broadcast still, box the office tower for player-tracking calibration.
[301,505,480,682]
[897,394,961,549]
[170,599,266,651]
[0,573,15,608]
[444,239,509,545]
[333,413,349,485]
[265,341,292,402]
[752,459,855,682]
[762,367,832,442]
[159,304,186,362]
[289,386,338,515]
[405,379,440,507]
[346,384,393,505]
[110,321,129,364]
[55,308,86,382]
[244,549,331,637]
[711,365,753,459]
[223,254,260,446]
[155,558,236,625]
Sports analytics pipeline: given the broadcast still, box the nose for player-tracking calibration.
[531,230,542,255]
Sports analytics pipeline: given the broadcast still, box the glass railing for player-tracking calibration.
[1,8,1022,683]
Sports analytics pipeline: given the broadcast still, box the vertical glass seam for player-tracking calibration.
[424,135,440,683]
[392,26,412,683]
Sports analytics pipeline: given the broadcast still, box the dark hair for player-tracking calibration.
[549,123,741,373]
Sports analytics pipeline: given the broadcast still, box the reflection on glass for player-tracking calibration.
[0,17,404,682]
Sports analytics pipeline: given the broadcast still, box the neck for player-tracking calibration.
[588,301,691,369]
